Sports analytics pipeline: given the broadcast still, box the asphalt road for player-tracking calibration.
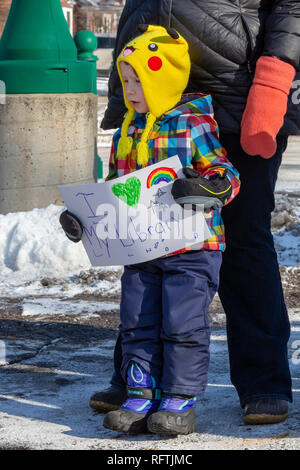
[0,313,299,451]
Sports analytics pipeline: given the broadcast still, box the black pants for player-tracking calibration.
[110,133,292,407]
[218,132,292,406]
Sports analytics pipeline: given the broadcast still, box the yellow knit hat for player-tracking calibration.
[116,25,191,166]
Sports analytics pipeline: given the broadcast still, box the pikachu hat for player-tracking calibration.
[116,24,191,166]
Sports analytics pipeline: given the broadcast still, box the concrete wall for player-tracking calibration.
[0,93,97,214]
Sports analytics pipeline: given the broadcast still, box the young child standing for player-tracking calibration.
[60,24,240,435]
[99,25,241,436]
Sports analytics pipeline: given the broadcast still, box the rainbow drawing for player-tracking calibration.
[146,167,178,188]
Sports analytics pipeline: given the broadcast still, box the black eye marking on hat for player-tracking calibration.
[148,43,158,52]
[167,28,180,39]
[138,24,149,33]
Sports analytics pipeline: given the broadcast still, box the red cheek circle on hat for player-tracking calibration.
[148,56,162,71]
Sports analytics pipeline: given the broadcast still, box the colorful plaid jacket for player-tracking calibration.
[106,93,240,254]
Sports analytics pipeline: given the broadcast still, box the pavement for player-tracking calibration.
[0,132,299,451]
[0,314,300,451]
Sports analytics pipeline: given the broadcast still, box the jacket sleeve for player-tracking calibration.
[189,114,241,205]
[262,0,300,68]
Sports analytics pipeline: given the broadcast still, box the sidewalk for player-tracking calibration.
[0,311,299,450]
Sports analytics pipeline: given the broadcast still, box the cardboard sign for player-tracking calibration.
[58,156,211,266]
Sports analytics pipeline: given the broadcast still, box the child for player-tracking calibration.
[101,25,240,435]
[60,24,240,435]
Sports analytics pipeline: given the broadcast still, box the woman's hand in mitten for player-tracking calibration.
[59,210,83,243]
[240,56,295,159]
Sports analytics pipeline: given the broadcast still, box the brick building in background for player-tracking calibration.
[74,1,125,36]
[0,0,13,37]
[61,0,76,35]
[0,0,125,39]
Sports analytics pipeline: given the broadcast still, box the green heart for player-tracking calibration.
[112,176,141,208]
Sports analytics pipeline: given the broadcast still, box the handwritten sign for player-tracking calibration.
[58,156,211,266]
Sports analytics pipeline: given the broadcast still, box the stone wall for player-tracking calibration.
[0,93,98,213]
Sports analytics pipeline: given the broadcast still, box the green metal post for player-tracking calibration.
[74,30,104,181]
[74,30,98,95]
[0,0,95,94]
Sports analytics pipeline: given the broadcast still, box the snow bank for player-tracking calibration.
[0,205,122,298]
[272,194,300,266]
[0,205,90,277]
[22,298,118,317]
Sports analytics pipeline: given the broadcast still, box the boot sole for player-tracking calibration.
[243,412,288,425]
[148,421,195,435]
[174,196,223,209]
[103,423,148,435]
[147,411,196,436]
[102,410,149,434]
[89,399,121,413]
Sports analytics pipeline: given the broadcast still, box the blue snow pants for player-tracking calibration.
[119,250,222,396]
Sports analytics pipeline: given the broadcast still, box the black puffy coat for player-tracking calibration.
[101,0,300,136]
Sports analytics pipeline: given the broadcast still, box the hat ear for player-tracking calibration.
[166,28,180,40]
[138,24,149,33]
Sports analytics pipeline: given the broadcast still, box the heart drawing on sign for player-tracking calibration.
[111,176,141,208]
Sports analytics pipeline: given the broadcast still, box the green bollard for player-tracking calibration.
[0,0,99,213]
[0,0,95,94]
[74,30,98,95]
[74,30,104,182]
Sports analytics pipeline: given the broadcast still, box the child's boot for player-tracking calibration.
[102,362,161,434]
[147,393,197,435]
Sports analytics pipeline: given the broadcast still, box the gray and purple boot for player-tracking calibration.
[147,394,197,435]
[102,362,161,434]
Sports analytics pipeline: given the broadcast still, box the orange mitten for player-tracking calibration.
[240,56,295,158]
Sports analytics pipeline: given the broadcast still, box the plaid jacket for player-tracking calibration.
[106,93,240,254]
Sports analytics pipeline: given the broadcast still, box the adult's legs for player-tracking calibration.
[218,133,292,407]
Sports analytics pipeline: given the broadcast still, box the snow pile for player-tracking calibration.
[0,204,121,298]
[272,194,300,266]
[0,205,89,277]
[22,298,118,317]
